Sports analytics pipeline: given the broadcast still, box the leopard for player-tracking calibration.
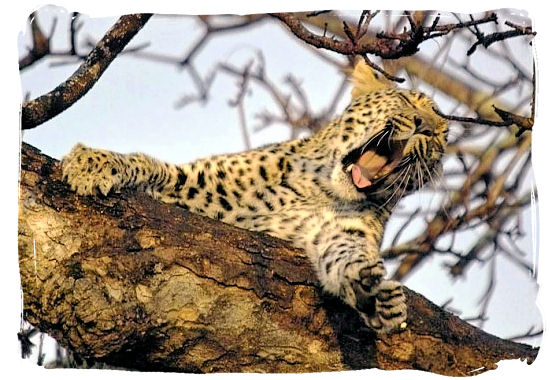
[61,60,448,333]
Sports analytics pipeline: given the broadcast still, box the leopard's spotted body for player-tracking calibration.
[62,67,448,333]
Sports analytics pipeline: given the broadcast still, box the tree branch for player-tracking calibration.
[18,143,537,374]
[271,12,497,61]
[432,106,533,136]
[19,12,52,70]
[299,12,524,121]
[21,13,152,130]
[467,23,536,56]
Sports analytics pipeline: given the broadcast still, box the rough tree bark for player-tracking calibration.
[18,143,537,375]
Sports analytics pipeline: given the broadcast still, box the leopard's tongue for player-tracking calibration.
[351,150,389,189]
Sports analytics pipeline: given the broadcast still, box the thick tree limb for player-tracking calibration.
[21,14,152,130]
[18,143,537,374]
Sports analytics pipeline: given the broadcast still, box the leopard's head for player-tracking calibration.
[320,67,448,205]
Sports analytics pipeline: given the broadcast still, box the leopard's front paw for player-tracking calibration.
[62,143,123,196]
[359,280,407,333]
[344,260,406,333]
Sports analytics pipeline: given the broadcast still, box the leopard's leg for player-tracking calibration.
[61,143,181,197]
[305,216,407,333]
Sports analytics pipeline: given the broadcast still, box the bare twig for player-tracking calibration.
[362,54,405,82]
[19,13,51,70]
[306,10,332,18]
[272,12,497,62]
[21,14,152,130]
[69,12,81,56]
[432,106,533,136]
[506,327,543,342]
[467,22,536,56]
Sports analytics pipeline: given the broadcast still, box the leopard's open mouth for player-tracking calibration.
[342,132,406,189]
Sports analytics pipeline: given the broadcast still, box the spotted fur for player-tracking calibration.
[62,83,448,333]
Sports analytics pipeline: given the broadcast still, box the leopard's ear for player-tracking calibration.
[348,57,394,97]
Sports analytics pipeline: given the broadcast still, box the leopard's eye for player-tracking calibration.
[414,116,434,136]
